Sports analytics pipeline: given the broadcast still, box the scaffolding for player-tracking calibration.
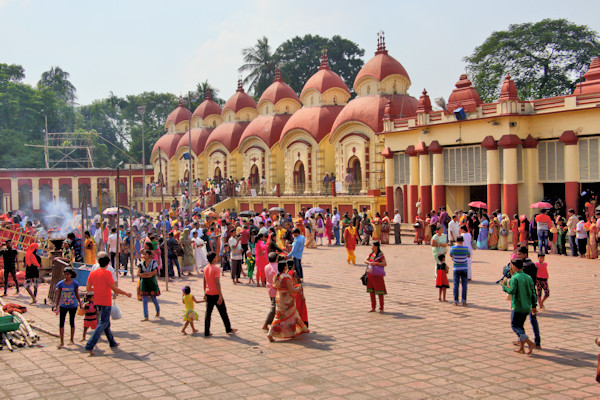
[26,131,96,168]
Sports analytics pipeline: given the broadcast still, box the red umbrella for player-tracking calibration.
[530,202,552,209]
[468,201,487,209]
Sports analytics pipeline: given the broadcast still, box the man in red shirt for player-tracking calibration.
[85,252,132,356]
[204,252,237,337]
[535,210,553,255]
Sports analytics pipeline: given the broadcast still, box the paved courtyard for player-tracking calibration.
[1,242,600,399]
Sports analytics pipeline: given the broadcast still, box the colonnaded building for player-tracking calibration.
[2,35,600,221]
[150,36,600,221]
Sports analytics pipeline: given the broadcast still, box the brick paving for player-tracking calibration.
[1,243,600,399]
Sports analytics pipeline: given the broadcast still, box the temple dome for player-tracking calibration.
[280,106,344,144]
[193,91,222,119]
[205,121,249,153]
[354,35,410,88]
[165,99,191,127]
[223,80,257,113]
[240,114,292,149]
[152,133,185,158]
[301,52,350,96]
[446,74,483,113]
[259,68,300,106]
[176,128,214,155]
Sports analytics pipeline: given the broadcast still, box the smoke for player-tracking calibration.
[42,198,76,239]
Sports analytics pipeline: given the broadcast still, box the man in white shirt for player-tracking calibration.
[106,228,118,270]
[448,215,460,245]
[228,229,243,284]
[93,222,102,251]
[393,209,402,244]
[332,208,341,245]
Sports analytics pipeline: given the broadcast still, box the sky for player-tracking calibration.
[2,0,600,106]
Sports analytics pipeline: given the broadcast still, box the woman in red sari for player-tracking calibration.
[267,261,309,342]
[414,215,424,245]
[325,214,333,246]
[380,212,391,245]
[587,216,598,259]
[255,233,268,286]
[287,259,308,327]
[511,214,519,251]
[365,241,387,313]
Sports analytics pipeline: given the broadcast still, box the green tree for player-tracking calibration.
[465,19,600,102]
[238,36,276,97]
[274,34,365,94]
[195,80,225,106]
[37,65,77,104]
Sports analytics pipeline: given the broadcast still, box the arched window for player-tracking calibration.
[40,184,52,205]
[59,184,72,208]
[79,183,91,204]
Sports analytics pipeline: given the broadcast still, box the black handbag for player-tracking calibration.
[360,272,368,286]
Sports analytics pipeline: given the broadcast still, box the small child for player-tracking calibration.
[535,253,549,309]
[245,250,255,285]
[221,244,231,276]
[81,292,97,341]
[182,286,204,335]
[435,254,449,302]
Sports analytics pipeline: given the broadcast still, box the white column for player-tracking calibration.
[10,178,19,210]
[32,178,40,210]
[72,177,79,208]
[52,178,59,204]
[90,177,98,207]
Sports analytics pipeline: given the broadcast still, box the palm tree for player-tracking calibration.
[238,37,275,97]
[195,80,225,106]
[38,66,77,105]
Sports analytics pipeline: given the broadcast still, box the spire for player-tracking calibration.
[375,31,388,55]
[318,49,330,71]
[236,79,244,92]
[205,87,212,101]
[177,97,184,107]
[274,67,282,82]
[417,89,432,114]
[574,56,600,95]
[498,73,520,102]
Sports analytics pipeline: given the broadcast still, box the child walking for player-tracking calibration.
[221,244,231,277]
[55,267,81,349]
[535,253,550,309]
[435,254,450,301]
[182,286,204,335]
[245,250,255,285]
[80,292,97,341]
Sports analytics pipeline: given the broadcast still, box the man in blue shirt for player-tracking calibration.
[450,236,471,306]
[288,228,305,281]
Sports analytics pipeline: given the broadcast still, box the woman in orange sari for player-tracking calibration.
[511,214,519,251]
[518,217,528,247]
[344,221,358,264]
[587,216,598,259]
[381,212,391,245]
[423,213,432,244]
[287,259,308,327]
[295,212,306,236]
[372,213,382,241]
[267,261,309,342]
[488,217,499,250]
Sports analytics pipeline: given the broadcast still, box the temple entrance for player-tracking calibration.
[184,169,189,181]
[348,156,361,194]
[293,161,305,193]
[394,186,404,220]
[469,185,487,206]
[250,164,259,189]
[18,185,32,209]
[40,184,52,205]
[214,167,222,182]
[59,184,72,208]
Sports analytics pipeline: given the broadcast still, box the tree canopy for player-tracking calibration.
[238,34,365,96]
[465,19,600,102]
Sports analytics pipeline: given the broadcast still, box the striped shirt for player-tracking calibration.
[450,245,470,271]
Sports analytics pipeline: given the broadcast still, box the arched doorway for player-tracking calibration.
[40,184,52,206]
[394,187,404,221]
[18,185,32,209]
[249,164,259,189]
[60,184,72,208]
[184,169,190,182]
[348,156,361,194]
[293,161,305,193]
[214,167,222,182]
[79,184,91,205]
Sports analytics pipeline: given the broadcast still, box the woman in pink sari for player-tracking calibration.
[255,233,268,287]
[325,214,333,246]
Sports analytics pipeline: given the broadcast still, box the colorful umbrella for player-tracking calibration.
[529,202,552,209]
[468,201,487,209]
[102,207,123,215]
[305,207,326,218]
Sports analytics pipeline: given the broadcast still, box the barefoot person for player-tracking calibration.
[138,249,160,322]
[502,258,537,354]
[365,241,387,313]
[203,252,238,337]
[85,252,132,356]
[55,267,81,349]
[23,243,41,304]
[181,285,204,335]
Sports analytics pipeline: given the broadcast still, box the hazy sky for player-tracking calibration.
[2,0,599,106]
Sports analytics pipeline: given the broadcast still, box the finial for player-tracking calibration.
[178,96,184,106]
[274,67,282,82]
[375,30,388,55]
[319,49,330,70]
[237,78,243,92]
[205,87,212,101]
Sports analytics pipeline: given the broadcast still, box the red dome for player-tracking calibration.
[205,121,250,153]
[152,133,185,158]
[354,53,410,87]
[447,74,483,113]
[166,100,191,126]
[240,114,292,149]
[331,94,418,137]
[280,106,344,144]
[176,128,214,155]
[193,99,222,120]
[259,68,300,105]
[223,80,257,113]
[301,52,349,96]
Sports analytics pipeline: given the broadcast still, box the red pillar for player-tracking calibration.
[565,182,579,214]
[487,184,501,212]
[409,185,418,221]
[420,185,432,216]
[503,183,519,219]
[402,184,408,222]
[432,186,445,210]
[385,186,394,215]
